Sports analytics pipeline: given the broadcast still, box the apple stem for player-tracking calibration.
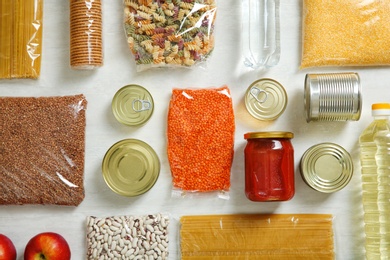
[40,253,46,260]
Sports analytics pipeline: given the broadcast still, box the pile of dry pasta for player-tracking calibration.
[180,214,335,259]
[0,0,43,79]
[124,0,217,71]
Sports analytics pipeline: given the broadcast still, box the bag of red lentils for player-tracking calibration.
[301,0,390,68]
[167,86,235,198]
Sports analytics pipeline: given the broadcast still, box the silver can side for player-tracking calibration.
[304,72,362,122]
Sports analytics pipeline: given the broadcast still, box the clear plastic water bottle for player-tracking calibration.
[241,0,280,70]
[359,103,390,259]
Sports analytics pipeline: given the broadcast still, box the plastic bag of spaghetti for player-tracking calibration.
[0,0,43,79]
[180,214,335,259]
[123,0,217,72]
[167,86,235,199]
[301,0,390,68]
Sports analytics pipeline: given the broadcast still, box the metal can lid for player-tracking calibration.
[300,143,353,193]
[112,85,154,126]
[244,131,294,139]
[245,78,287,120]
[102,139,160,197]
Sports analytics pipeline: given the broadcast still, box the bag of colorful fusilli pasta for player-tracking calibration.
[123,0,217,71]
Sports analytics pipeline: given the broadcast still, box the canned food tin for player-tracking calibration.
[304,72,362,122]
[102,139,160,197]
[245,78,287,120]
[300,143,353,193]
[244,132,295,201]
[112,85,154,126]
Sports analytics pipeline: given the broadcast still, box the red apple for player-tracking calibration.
[0,234,16,260]
[24,232,70,260]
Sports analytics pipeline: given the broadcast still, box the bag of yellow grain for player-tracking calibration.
[301,0,390,68]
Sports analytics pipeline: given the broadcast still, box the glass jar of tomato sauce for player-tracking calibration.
[244,132,294,201]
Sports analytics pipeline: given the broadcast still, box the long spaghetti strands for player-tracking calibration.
[0,0,43,79]
[0,1,12,78]
[180,214,335,259]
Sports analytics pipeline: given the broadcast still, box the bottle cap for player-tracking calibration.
[372,103,390,116]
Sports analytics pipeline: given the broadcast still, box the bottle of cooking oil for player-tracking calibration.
[359,103,390,259]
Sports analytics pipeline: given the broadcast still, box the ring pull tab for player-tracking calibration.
[250,87,268,103]
[132,99,152,112]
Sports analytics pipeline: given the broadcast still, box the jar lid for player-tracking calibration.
[102,139,160,197]
[244,131,294,139]
[245,78,287,120]
[300,143,353,193]
[112,85,154,126]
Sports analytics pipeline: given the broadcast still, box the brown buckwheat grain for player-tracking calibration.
[0,94,87,206]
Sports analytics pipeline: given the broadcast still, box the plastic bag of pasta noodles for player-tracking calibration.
[123,0,217,71]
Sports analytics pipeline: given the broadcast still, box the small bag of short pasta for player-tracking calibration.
[123,0,217,71]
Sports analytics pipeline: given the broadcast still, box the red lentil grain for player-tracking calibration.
[167,86,235,192]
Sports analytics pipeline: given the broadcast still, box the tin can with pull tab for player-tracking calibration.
[245,78,287,120]
[112,84,154,126]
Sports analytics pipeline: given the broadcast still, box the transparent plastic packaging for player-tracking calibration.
[123,0,217,72]
[70,0,103,70]
[167,86,235,198]
[241,0,280,70]
[0,0,43,79]
[86,214,170,259]
[359,103,390,259]
[0,95,87,206]
[301,0,390,68]
[180,214,335,259]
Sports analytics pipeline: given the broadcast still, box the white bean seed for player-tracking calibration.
[110,225,119,232]
[88,230,96,239]
[119,238,124,247]
[158,243,165,251]
[132,237,138,248]
[154,246,161,255]
[121,246,128,255]
[145,219,154,225]
[150,242,158,250]
[111,241,117,250]
[98,218,106,226]
[121,228,127,238]
[143,241,150,250]
[146,225,154,233]
[161,240,168,248]
[134,246,139,256]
